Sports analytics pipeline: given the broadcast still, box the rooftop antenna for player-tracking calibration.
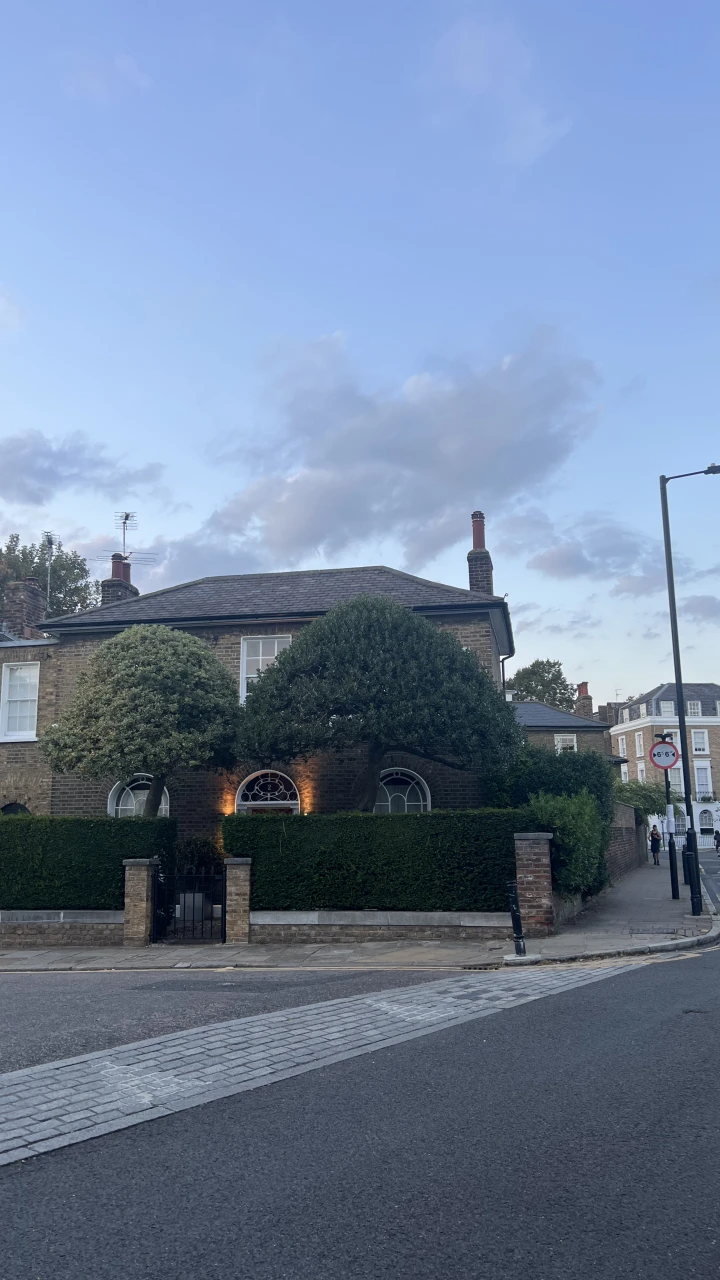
[114,512,138,559]
[41,531,55,609]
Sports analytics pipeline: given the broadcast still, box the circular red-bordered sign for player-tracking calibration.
[649,741,680,770]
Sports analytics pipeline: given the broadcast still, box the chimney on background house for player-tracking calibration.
[101,554,140,607]
[574,681,594,720]
[467,511,494,595]
[2,577,46,639]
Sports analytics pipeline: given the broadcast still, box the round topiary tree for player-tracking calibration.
[237,595,523,810]
[40,624,240,817]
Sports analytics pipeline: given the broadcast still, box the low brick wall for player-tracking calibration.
[249,910,513,944]
[0,910,124,949]
[607,802,648,881]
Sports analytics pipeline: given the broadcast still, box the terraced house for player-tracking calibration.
[0,512,514,837]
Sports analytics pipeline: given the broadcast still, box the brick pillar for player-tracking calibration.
[514,833,555,937]
[225,858,251,945]
[123,858,158,947]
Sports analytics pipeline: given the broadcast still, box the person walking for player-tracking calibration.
[650,825,662,866]
[714,829,720,855]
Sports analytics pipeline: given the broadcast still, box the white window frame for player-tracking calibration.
[617,735,626,757]
[716,701,720,718]
[554,734,577,755]
[691,729,709,755]
[635,731,644,758]
[235,770,300,813]
[240,635,292,703]
[107,777,170,818]
[686,700,701,717]
[639,703,647,719]
[622,708,630,723]
[668,766,683,794]
[374,768,431,814]
[694,761,713,799]
[637,762,646,782]
[659,700,675,716]
[620,764,629,783]
[0,662,40,742]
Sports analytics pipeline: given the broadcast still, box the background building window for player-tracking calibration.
[668,766,683,793]
[635,732,644,757]
[659,700,674,716]
[686,700,701,717]
[695,764,712,799]
[240,636,291,702]
[554,734,577,755]
[699,809,714,834]
[622,708,630,723]
[108,776,170,818]
[639,703,647,718]
[374,769,430,814]
[0,662,40,741]
[692,730,709,754]
[637,762,646,782]
[620,764,629,783]
[617,735,627,757]
[1,802,30,815]
[236,770,300,813]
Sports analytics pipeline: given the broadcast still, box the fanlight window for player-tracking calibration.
[109,775,170,819]
[374,770,430,814]
[699,809,714,833]
[236,770,300,812]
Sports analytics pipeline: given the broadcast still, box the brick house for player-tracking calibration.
[609,682,720,842]
[0,513,517,837]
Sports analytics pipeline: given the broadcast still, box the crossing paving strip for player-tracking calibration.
[0,962,638,1168]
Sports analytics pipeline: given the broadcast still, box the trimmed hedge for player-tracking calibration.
[0,817,177,910]
[222,809,530,912]
[491,745,616,825]
[529,790,608,898]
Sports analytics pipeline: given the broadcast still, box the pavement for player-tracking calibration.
[0,857,716,972]
[2,947,720,1278]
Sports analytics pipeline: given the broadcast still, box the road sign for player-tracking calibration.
[649,741,680,770]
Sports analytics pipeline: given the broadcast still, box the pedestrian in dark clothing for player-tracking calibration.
[650,826,661,865]
[714,830,720,855]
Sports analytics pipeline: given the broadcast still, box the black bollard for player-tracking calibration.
[506,880,527,957]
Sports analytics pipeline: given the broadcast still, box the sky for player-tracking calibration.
[1,0,719,705]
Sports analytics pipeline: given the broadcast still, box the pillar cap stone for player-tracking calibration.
[122,858,160,866]
[225,857,252,865]
[513,832,553,840]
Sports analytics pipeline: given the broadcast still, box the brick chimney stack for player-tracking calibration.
[574,681,594,720]
[101,554,140,607]
[467,510,494,595]
[2,577,46,639]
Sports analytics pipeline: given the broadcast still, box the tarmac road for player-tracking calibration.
[1,949,719,1279]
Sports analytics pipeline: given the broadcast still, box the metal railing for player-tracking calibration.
[152,869,226,943]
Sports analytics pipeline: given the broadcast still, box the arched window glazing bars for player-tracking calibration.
[373,769,430,814]
[236,770,300,813]
[108,775,170,818]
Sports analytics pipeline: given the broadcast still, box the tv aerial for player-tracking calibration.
[93,512,156,572]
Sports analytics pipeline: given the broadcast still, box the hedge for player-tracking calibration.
[0,817,177,910]
[528,790,608,898]
[222,809,530,912]
[491,745,616,825]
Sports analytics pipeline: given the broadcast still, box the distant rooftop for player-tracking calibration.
[511,700,606,732]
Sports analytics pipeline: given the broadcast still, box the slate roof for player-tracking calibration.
[620,683,720,720]
[44,565,511,636]
[512,700,606,732]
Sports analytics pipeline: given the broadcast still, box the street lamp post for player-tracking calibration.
[659,463,720,916]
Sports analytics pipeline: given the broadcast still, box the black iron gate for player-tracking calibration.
[152,868,226,943]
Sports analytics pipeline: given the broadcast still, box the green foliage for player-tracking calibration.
[0,816,175,909]
[40,625,240,816]
[614,777,679,822]
[223,809,530,912]
[529,789,607,898]
[172,837,224,873]
[238,596,523,809]
[489,744,616,824]
[0,533,100,618]
[509,659,576,712]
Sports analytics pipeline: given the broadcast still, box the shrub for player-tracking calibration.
[222,809,530,912]
[0,816,176,910]
[528,790,607,898]
[614,777,680,824]
[491,745,615,825]
[172,837,224,874]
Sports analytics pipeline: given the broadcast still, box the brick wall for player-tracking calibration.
[0,922,123,947]
[525,729,611,757]
[606,801,648,880]
[0,643,56,813]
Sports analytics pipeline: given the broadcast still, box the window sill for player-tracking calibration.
[0,735,38,743]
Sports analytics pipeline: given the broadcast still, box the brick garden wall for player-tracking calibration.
[606,801,648,880]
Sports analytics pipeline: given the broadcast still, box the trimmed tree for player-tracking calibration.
[509,658,576,712]
[237,595,523,810]
[40,625,240,817]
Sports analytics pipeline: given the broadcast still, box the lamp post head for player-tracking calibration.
[705,463,720,474]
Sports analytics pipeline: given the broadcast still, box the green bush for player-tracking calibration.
[0,816,176,910]
[491,745,616,824]
[614,777,680,824]
[222,809,530,912]
[529,790,607,898]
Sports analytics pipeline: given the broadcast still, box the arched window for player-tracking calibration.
[699,809,714,834]
[236,770,300,814]
[1,802,30,815]
[108,775,170,819]
[374,769,430,814]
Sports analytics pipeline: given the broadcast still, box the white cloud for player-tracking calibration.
[141,331,598,586]
[0,430,163,505]
[428,20,570,165]
[680,595,720,625]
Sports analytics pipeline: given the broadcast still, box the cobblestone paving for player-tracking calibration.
[0,963,635,1167]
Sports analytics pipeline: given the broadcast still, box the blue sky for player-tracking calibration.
[1,0,719,703]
